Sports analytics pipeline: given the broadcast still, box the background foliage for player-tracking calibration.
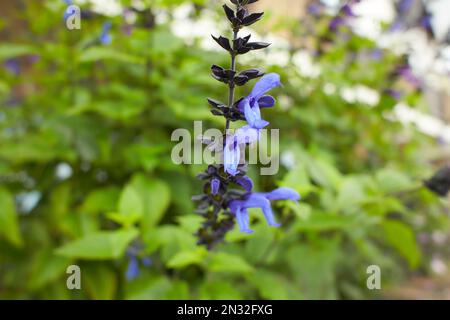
[0,0,449,299]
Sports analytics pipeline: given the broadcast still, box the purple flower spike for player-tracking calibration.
[211,177,220,195]
[238,73,281,129]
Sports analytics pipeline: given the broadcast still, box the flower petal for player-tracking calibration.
[235,125,260,144]
[235,175,254,192]
[258,95,276,108]
[263,187,300,201]
[244,101,269,129]
[250,73,281,100]
[224,136,240,175]
[243,193,281,227]
[126,256,140,280]
[235,207,254,233]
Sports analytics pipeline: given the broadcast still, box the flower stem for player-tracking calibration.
[226,29,238,131]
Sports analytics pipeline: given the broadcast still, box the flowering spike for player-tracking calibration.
[194,0,299,249]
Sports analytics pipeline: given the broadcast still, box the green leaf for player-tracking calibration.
[292,213,359,232]
[198,280,243,299]
[83,262,118,299]
[0,187,23,247]
[125,275,171,300]
[382,220,421,269]
[208,252,254,274]
[55,229,139,260]
[115,184,144,226]
[130,174,171,231]
[280,163,315,196]
[167,248,207,269]
[28,250,72,291]
[82,186,120,214]
[376,169,412,194]
[305,157,342,190]
[245,225,275,264]
[79,47,144,64]
[336,177,366,211]
[248,270,289,299]
[0,44,36,60]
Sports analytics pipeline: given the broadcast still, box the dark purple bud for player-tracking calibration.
[211,178,220,195]
[212,35,232,52]
[241,12,264,26]
[424,166,450,197]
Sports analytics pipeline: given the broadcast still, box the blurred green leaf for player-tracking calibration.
[79,47,144,64]
[83,262,118,299]
[0,187,23,247]
[382,220,421,269]
[55,229,139,260]
[207,252,254,274]
[167,248,207,269]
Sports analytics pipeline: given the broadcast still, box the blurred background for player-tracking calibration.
[1,0,450,299]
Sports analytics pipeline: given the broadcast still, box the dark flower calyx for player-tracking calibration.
[230,0,259,5]
[211,64,236,84]
[212,35,232,52]
[207,98,226,109]
[234,68,264,86]
[223,4,263,29]
[233,35,270,54]
[424,166,450,197]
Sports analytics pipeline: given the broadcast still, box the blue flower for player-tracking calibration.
[100,22,112,45]
[63,0,74,23]
[223,125,261,176]
[229,187,300,233]
[125,252,152,280]
[224,135,241,175]
[238,73,281,129]
[235,175,253,192]
[126,255,140,280]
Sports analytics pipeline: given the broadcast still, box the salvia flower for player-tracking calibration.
[100,22,112,45]
[224,135,241,175]
[125,249,152,280]
[229,187,300,233]
[238,73,281,129]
